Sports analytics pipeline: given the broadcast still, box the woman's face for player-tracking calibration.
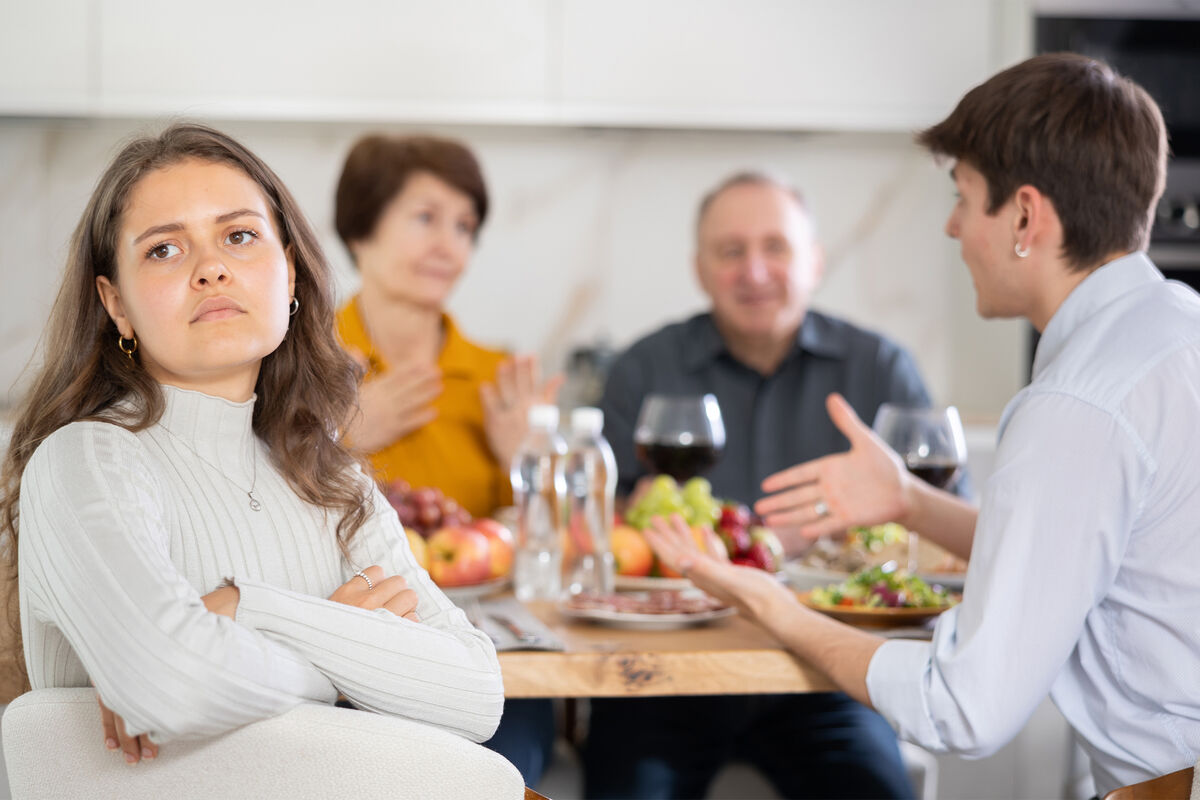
[352,171,479,310]
[96,158,296,401]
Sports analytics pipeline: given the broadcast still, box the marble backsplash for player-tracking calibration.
[0,118,1025,417]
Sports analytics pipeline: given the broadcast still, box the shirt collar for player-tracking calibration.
[681,311,848,371]
[1032,251,1163,380]
[346,297,485,380]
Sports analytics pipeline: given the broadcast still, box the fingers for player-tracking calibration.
[113,708,143,764]
[760,461,821,495]
[539,372,565,405]
[514,354,537,400]
[98,696,118,753]
[826,392,870,444]
[494,359,518,409]
[344,346,370,373]
[382,588,421,619]
[755,485,825,524]
[479,381,500,415]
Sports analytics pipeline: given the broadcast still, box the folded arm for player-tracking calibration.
[234,481,504,743]
[18,424,338,742]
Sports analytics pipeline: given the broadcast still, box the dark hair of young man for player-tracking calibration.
[917,52,1168,271]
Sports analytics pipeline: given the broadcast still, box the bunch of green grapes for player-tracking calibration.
[680,477,721,526]
[627,476,721,530]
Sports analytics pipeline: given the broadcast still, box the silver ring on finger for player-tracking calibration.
[813,500,831,518]
[353,570,374,590]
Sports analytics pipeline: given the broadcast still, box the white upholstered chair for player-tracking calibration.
[2,688,525,800]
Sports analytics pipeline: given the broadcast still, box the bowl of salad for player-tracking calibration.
[797,563,959,627]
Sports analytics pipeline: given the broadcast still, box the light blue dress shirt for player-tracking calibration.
[866,252,1200,794]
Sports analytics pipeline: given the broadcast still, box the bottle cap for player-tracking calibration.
[528,404,560,430]
[570,407,604,436]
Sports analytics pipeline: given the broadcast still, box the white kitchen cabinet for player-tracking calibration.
[557,0,1000,130]
[0,0,91,114]
[92,0,550,121]
[0,0,1016,131]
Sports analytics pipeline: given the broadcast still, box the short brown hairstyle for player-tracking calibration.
[334,134,489,260]
[917,53,1167,271]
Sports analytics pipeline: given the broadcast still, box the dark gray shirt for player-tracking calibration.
[599,311,936,504]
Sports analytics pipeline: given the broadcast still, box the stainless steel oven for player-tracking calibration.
[1027,12,1200,376]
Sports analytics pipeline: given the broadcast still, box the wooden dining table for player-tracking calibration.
[495,600,835,698]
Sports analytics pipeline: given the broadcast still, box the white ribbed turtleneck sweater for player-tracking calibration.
[17,385,503,743]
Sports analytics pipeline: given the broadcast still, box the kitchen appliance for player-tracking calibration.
[1027,13,1200,376]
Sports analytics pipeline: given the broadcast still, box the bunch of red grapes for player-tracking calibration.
[383,479,472,538]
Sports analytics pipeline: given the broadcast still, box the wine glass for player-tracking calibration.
[872,404,967,573]
[633,394,726,481]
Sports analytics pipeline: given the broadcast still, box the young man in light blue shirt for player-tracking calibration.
[647,53,1199,796]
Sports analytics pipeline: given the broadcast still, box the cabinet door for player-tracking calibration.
[95,0,550,120]
[0,0,91,113]
[557,0,997,130]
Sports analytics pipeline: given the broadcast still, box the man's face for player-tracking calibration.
[945,161,1031,320]
[695,182,823,342]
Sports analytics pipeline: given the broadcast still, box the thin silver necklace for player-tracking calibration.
[162,427,262,511]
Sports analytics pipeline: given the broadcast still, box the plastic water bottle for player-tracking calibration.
[511,404,567,602]
[556,407,618,597]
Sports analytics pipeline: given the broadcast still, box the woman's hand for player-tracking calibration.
[98,694,157,765]
[345,358,443,453]
[754,393,913,541]
[201,584,239,619]
[329,565,421,622]
[644,514,792,623]
[480,354,564,467]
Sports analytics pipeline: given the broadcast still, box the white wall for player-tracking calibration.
[0,119,1027,417]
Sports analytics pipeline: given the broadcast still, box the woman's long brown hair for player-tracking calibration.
[0,123,371,692]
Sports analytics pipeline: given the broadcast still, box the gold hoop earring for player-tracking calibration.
[288,296,300,316]
[117,334,138,362]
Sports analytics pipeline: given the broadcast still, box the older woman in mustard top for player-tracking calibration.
[333,135,558,786]
[334,135,557,518]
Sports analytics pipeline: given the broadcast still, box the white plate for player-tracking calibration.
[781,561,850,592]
[613,574,694,592]
[917,571,966,591]
[560,604,736,631]
[440,576,510,603]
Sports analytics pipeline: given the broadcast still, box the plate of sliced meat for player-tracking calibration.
[560,590,736,630]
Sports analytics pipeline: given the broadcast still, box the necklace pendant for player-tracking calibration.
[248,491,262,512]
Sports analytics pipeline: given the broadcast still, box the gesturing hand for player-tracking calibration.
[643,514,791,623]
[480,354,564,467]
[345,359,443,453]
[329,565,421,622]
[754,393,911,540]
[98,694,157,765]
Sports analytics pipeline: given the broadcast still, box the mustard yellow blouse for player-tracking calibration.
[336,296,513,517]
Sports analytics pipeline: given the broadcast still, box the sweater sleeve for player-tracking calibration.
[233,481,504,743]
[17,423,338,742]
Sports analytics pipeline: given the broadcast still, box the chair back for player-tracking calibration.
[3,688,525,800]
[1101,765,1197,800]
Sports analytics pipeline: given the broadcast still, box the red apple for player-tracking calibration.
[470,518,515,579]
[427,526,492,587]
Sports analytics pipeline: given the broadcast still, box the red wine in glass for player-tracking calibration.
[873,404,968,571]
[905,457,963,490]
[635,442,720,481]
[633,394,726,482]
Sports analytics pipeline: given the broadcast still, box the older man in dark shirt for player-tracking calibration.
[586,173,926,799]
